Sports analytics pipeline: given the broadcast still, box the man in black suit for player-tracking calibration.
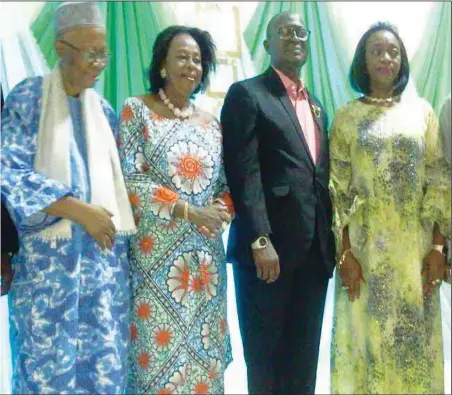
[221,11,336,395]
[1,84,19,295]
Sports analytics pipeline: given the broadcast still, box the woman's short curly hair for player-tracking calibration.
[148,25,217,96]
[349,21,410,96]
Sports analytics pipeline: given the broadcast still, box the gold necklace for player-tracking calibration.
[364,95,397,104]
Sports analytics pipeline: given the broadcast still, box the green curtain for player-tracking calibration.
[30,2,62,69]
[411,1,451,115]
[31,1,173,112]
[243,2,357,128]
[102,2,172,111]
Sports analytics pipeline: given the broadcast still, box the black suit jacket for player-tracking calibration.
[221,68,336,276]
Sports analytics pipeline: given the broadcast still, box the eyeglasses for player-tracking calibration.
[278,27,311,42]
[59,39,111,66]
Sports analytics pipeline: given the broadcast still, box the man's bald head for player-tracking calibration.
[264,12,309,73]
[266,11,305,39]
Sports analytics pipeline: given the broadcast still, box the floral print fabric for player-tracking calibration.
[329,97,451,394]
[119,97,232,395]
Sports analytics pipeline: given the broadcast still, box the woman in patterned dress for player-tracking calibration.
[329,22,450,394]
[119,26,233,394]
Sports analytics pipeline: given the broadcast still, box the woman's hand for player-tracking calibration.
[190,204,230,238]
[422,249,446,298]
[339,250,365,302]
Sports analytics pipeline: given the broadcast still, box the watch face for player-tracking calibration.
[259,237,267,247]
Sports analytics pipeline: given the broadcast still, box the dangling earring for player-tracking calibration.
[160,68,167,79]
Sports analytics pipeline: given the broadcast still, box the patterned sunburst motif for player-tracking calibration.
[120,104,135,125]
[152,324,175,352]
[137,349,152,371]
[135,300,153,322]
[166,251,219,306]
[130,323,138,343]
[167,253,193,306]
[218,317,228,340]
[155,386,174,395]
[199,300,231,356]
[190,376,211,395]
[126,183,147,227]
[208,359,222,382]
[167,141,214,195]
[137,234,158,256]
[196,251,218,301]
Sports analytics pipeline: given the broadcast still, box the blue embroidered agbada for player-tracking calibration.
[1,77,130,394]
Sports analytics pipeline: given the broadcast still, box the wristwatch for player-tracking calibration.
[251,235,269,250]
[432,244,448,256]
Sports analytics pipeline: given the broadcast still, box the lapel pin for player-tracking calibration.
[311,105,321,118]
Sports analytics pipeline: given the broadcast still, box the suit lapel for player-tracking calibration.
[265,68,315,169]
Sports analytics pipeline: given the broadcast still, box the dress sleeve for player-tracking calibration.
[211,121,235,218]
[119,98,180,224]
[1,79,73,233]
[329,105,366,253]
[421,106,451,238]
[101,97,120,144]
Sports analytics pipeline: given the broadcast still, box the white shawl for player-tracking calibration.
[34,67,135,240]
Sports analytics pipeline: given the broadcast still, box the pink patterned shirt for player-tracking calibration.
[273,67,320,164]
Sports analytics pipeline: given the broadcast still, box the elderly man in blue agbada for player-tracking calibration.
[1,3,135,394]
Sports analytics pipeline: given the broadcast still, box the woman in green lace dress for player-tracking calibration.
[330,22,451,394]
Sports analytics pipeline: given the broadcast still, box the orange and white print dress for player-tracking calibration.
[119,97,233,395]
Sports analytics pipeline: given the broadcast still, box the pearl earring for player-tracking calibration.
[160,68,167,79]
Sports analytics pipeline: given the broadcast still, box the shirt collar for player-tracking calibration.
[272,66,305,97]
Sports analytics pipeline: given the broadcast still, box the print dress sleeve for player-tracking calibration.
[420,105,451,238]
[119,97,180,224]
[329,105,365,254]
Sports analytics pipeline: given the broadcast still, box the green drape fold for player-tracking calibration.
[411,2,451,114]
